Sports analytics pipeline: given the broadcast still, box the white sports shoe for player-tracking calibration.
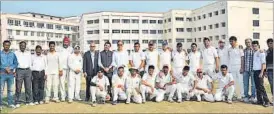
[197,95,201,102]
[39,101,44,104]
[15,104,20,108]
[227,99,233,104]
[27,102,35,106]
[34,102,39,105]
[9,105,16,109]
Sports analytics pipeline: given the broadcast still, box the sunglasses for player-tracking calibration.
[118,44,123,46]
[149,44,153,46]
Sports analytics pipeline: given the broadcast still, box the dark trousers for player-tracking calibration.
[32,71,45,102]
[267,71,273,95]
[85,76,93,101]
[104,72,113,99]
[254,70,270,104]
[15,68,32,104]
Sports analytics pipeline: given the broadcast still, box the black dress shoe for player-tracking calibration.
[263,102,270,107]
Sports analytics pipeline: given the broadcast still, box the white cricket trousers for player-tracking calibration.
[176,84,194,100]
[126,88,142,104]
[203,64,216,80]
[140,85,158,101]
[230,65,244,98]
[45,74,59,101]
[155,84,177,102]
[173,67,184,77]
[193,89,215,102]
[59,69,69,100]
[215,86,235,101]
[90,87,107,102]
[68,71,81,100]
[112,87,127,101]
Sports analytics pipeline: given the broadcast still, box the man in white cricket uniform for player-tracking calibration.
[125,68,142,104]
[217,39,229,67]
[172,42,188,76]
[193,68,215,102]
[111,66,127,105]
[155,65,176,102]
[45,41,62,103]
[175,66,195,103]
[129,42,145,77]
[159,41,171,71]
[58,37,73,102]
[188,43,202,76]
[67,45,83,103]
[215,65,235,104]
[140,65,158,103]
[90,70,110,107]
[228,36,244,100]
[112,40,129,75]
[201,38,219,80]
[144,41,159,73]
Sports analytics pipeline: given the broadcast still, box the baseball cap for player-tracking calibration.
[218,39,225,43]
[74,45,80,50]
[162,40,168,46]
[130,67,138,71]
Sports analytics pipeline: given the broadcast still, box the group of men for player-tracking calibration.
[0,36,273,110]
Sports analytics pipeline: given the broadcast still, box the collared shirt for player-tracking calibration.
[155,73,172,88]
[253,50,266,71]
[112,50,129,68]
[58,47,73,69]
[15,51,31,69]
[159,50,171,69]
[68,53,83,72]
[112,74,128,88]
[90,51,95,67]
[228,46,244,66]
[129,50,145,70]
[196,75,212,89]
[142,73,157,88]
[175,73,195,88]
[46,52,61,75]
[31,54,47,71]
[0,50,18,73]
[126,75,141,89]
[217,47,229,67]
[91,75,110,91]
[144,50,158,68]
[172,50,188,68]
[201,46,218,66]
[188,51,202,72]
[244,48,254,72]
[216,73,234,89]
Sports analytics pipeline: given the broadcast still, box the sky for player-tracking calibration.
[1,1,215,17]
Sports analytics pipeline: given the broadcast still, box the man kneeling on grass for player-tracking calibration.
[140,65,158,103]
[111,66,127,105]
[125,67,142,104]
[214,65,235,104]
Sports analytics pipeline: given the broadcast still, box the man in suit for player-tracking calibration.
[83,41,99,101]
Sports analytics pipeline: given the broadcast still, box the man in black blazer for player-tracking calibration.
[83,41,99,101]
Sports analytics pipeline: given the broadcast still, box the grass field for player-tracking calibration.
[1,77,273,113]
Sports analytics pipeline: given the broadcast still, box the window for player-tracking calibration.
[187,28,192,32]
[253,32,260,39]
[64,26,70,31]
[198,38,202,42]
[209,36,213,41]
[123,40,130,44]
[158,40,163,44]
[112,19,120,23]
[194,28,196,32]
[142,40,148,44]
[203,26,206,30]
[33,14,35,17]
[132,19,139,23]
[222,35,226,39]
[112,30,120,33]
[186,18,192,22]
[31,31,34,36]
[46,24,53,29]
[142,30,148,34]
[23,21,29,27]
[176,38,184,43]
[176,28,184,32]
[29,22,34,27]
[87,20,93,24]
[168,29,171,32]
[31,41,35,45]
[8,19,14,25]
[193,17,196,21]
[149,20,156,24]
[253,20,259,27]
[168,18,171,22]
[122,19,130,23]
[104,19,109,23]
[215,35,219,41]
[132,30,139,34]
[55,25,62,30]
[164,30,167,33]
[198,27,201,31]
[164,20,167,23]
[94,19,99,24]
[215,23,219,28]
[24,31,28,36]
[132,40,139,43]
[221,22,226,27]
[142,20,148,24]
[104,30,109,33]
[158,30,163,34]
[175,17,184,21]
[209,13,212,17]
[94,40,100,44]
[209,25,213,29]
[41,16,43,18]
[158,20,163,24]
[203,14,206,19]
[198,16,201,20]
[16,30,20,35]
[7,29,12,35]
[37,23,45,28]
[55,33,58,38]
[122,30,130,34]
[112,40,119,44]
[187,39,192,42]
[15,20,21,26]
[214,11,218,16]
[94,30,99,34]
[41,32,45,37]
[221,9,225,14]
[87,30,93,34]
[252,8,259,14]
[150,30,157,34]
